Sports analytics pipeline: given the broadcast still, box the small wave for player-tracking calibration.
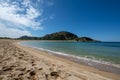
[19,41,120,74]
[26,46,120,68]
[19,42,120,68]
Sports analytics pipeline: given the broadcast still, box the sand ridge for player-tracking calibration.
[0,40,120,80]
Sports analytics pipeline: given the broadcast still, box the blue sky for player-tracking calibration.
[0,0,120,41]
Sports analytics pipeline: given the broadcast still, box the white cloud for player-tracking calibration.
[0,0,43,29]
[0,0,44,38]
[22,0,31,7]
[0,23,31,38]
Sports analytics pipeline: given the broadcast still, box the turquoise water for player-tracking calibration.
[20,41,120,64]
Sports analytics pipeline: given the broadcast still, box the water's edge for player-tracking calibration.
[19,42,120,74]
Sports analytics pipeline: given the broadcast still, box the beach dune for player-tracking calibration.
[0,40,120,80]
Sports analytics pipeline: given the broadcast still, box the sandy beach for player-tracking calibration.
[0,40,120,80]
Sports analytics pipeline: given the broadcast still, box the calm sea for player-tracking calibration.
[20,41,120,65]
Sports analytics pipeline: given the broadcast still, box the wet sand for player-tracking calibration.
[0,40,120,80]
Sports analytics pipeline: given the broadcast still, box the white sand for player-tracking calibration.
[0,40,120,80]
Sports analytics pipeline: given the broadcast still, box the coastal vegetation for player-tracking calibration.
[41,31,78,40]
[74,37,99,42]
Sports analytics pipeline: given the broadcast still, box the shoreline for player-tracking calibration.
[16,40,120,79]
[0,40,120,80]
[20,41,120,74]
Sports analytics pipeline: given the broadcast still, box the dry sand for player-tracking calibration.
[0,40,120,80]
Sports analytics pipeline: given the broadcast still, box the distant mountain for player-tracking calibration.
[75,37,99,42]
[0,37,11,39]
[17,31,100,42]
[41,31,78,40]
[18,36,40,40]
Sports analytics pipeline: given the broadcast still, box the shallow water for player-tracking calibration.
[21,41,120,65]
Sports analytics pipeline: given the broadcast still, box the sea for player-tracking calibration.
[20,41,120,74]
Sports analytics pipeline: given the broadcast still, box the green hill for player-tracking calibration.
[41,31,78,40]
[17,31,100,42]
[75,37,99,42]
